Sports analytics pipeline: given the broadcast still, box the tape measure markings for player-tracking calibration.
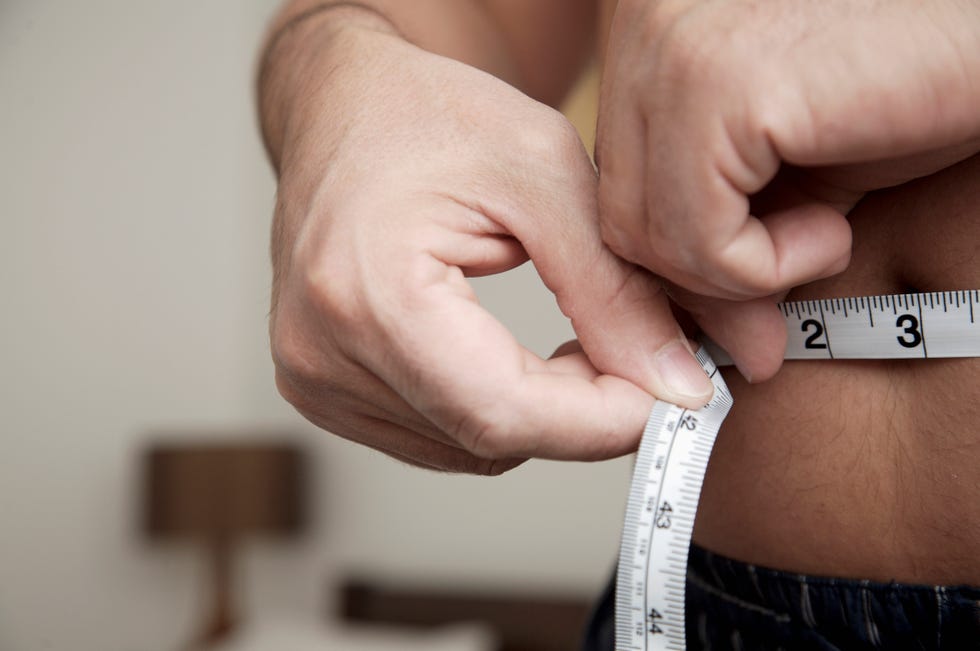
[706,290,980,366]
[818,299,833,358]
[616,289,980,651]
[919,298,929,357]
[616,349,732,651]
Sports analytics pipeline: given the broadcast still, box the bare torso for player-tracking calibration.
[592,0,980,586]
[694,154,980,585]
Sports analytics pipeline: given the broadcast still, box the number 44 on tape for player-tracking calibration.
[616,290,980,651]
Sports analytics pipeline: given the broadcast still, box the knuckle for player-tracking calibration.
[270,317,319,383]
[515,109,587,167]
[601,216,667,277]
[632,2,684,54]
[272,362,322,420]
[273,366,303,407]
[270,329,344,418]
[651,13,728,91]
[598,208,636,260]
[272,234,365,364]
[269,292,350,393]
[303,255,362,332]
[452,403,520,460]
[658,29,709,81]
[713,247,781,296]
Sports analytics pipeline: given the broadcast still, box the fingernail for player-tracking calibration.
[654,341,714,401]
[734,360,753,384]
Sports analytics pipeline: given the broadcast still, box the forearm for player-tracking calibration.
[257,0,595,170]
[256,4,392,170]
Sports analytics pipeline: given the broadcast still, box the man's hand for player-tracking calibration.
[262,15,714,473]
[597,0,980,380]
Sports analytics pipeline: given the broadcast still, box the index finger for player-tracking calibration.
[377,277,657,460]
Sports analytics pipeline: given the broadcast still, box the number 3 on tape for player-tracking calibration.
[707,290,980,364]
[616,290,980,650]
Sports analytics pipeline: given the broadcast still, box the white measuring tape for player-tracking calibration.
[615,290,980,651]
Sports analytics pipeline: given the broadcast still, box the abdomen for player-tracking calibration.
[694,154,980,585]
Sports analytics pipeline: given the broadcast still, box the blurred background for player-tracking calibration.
[0,2,631,650]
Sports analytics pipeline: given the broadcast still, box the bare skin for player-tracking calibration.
[696,153,980,585]
[259,1,715,476]
[590,0,980,585]
[259,0,980,586]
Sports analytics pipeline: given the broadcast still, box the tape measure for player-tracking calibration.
[614,290,980,651]
[705,289,980,365]
[616,346,730,651]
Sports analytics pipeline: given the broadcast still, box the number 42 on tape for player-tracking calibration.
[617,290,980,651]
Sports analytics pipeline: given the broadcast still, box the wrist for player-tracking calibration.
[258,4,401,170]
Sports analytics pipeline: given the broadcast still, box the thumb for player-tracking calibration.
[551,243,714,408]
[668,285,788,383]
[492,119,715,407]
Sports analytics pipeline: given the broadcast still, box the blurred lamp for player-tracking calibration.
[143,441,307,649]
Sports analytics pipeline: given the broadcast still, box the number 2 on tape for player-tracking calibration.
[616,290,980,650]
[706,290,980,365]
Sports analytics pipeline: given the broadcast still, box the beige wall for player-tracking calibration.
[0,3,630,650]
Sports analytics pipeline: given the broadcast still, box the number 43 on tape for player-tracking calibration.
[617,290,980,651]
